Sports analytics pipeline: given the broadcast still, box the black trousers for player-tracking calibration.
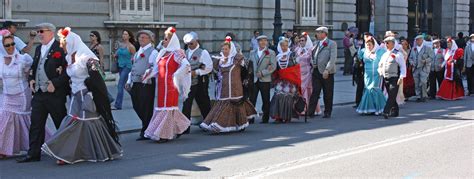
[355,75,364,106]
[28,91,67,158]
[307,71,334,116]
[130,81,155,137]
[250,81,271,122]
[343,49,353,75]
[466,67,474,94]
[182,75,211,120]
[428,70,444,98]
[383,77,400,115]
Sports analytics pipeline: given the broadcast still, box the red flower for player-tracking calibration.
[140,53,145,58]
[169,27,176,33]
[225,36,232,42]
[390,54,396,59]
[302,32,308,36]
[264,50,270,56]
[192,56,198,60]
[437,50,442,54]
[60,27,70,37]
[52,51,62,59]
[322,41,328,47]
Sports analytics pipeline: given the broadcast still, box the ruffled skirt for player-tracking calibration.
[356,88,387,115]
[145,109,191,140]
[200,99,256,133]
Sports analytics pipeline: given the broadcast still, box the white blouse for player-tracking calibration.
[0,53,33,95]
[66,58,90,94]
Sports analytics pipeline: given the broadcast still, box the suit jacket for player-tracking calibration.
[409,45,433,73]
[311,39,337,74]
[464,43,473,68]
[249,48,276,83]
[29,40,70,98]
[432,48,445,72]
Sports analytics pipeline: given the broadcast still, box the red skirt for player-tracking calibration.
[403,66,415,98]
[436,80,464,100]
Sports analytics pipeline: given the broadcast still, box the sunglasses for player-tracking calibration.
[4,42,15,47]
[36,29,51,34]
[187,42,195,46]
[90,34,95,37]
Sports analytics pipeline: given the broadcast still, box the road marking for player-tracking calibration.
[226,121,473,178]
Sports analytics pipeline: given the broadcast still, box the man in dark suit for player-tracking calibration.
[17,23,69,163]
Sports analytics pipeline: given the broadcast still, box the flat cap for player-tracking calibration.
[137,29,155,39]
[315,26,328,34]
[256,35,268,40]
[35,23,56,31]
[183,32,198,44]
[384,36,396,42]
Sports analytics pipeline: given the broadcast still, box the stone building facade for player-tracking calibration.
[0,0,472,68]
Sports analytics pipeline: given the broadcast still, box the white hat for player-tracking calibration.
[137,30,155,39]
[432,39,441,43]
[35,22,56,31]
[385,31,395,37]
[183,31,198,44]
[470,34,474,38]
[384,36,396,42]
[315,26,328,34]
[256,35,268,40]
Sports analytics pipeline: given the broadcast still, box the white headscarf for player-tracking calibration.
[219,36,237,67]
[364,36,380,59]
[444,38,459,61]
[154,27,181,64]
[277,38,290,59]
[303,33,313,49]
[58,27,98,65]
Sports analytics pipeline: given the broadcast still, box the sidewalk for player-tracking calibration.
[106,69,357,133]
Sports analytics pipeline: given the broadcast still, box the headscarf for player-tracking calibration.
[277,37,290,59]
[363,36,380,59]
[444,38,459,61]
[58,27,98,65]
[219,36,237,67]
[302,32,313,49]
[0,29,12,56]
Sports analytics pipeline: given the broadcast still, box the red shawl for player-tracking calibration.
[273,64,302,94]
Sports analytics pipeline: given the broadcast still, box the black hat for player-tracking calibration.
[2,21,17,28]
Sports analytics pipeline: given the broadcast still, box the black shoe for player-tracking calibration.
[259,121,269,124]
[248,118,255,124]
[383,113,389,119]
[322,114,331,118]
[390,112,399,117]
[183,127,191,134]
[156,139,169,143]
[136,136,149,141]
[17,155,40,163]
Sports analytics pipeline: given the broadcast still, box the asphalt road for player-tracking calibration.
[0,96,473,179]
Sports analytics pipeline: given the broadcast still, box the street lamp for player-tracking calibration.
[273,0,282,48]
[421,0,428,33]
[414,0,420,35]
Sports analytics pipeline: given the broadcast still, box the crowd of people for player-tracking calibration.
[0,20,472,165]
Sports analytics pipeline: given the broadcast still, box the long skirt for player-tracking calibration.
[200,99,256,133]
[436,80,464,100]
[0,89,52,156]
[41,90,122,164]
[145,108,191,140]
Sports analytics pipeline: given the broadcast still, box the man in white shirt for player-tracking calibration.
[379,36,407,119]
[1,21,35,54]
[181,32,213,133]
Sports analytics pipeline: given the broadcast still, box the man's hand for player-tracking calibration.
[257,72,263,78]
[47,81,55,93]
[323,70,329,79]
[397,78,403,85]
[191,71,197,78]
[125,83,131,91]
[29,80,36,93]
[267,65,273,71]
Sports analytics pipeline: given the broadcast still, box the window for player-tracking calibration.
[120,0,152,16]
[299,0,325,25]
